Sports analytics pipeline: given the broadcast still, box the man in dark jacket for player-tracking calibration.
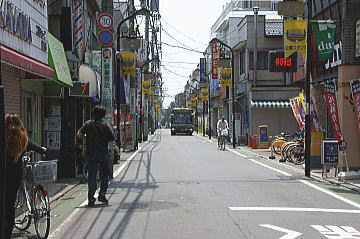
[77,106,115,206]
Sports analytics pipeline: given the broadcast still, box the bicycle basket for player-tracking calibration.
[26,160,58,183]
[221,129,229,137]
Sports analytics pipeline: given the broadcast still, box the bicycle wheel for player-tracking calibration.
[292,146,305,165]
[221,137,225,150]
[14,185,31,231]
[33,186,50,239]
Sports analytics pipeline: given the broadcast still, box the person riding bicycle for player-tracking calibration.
[217,115,228,147]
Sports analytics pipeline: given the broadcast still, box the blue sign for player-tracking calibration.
[200,58,206,80]
[322,140,339,165]
[97,30,113,46]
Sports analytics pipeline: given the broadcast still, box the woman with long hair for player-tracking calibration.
[4,114,46,239]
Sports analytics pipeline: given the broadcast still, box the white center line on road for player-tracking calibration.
[299,180,360,209]
[228,207,360,214]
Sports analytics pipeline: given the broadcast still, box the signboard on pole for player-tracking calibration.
[277,1,305,17]
[98,13,113,29]
[101,48,113,122]
[211,43,218,79]
[98,30,114,46]
[284,20,308,58]
[312,21,336,61]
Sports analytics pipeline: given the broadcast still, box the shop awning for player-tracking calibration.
[0,45,54,79]
[251,100,291,108]
[48,33,73,87]
[78,64,100,97]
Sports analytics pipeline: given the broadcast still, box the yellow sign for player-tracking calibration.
[299,92,307,113]
[284,20,307,58]
[121,52,136,77]
[142,80,151,94]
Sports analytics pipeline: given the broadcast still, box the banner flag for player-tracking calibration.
[350,80,360,136]
[312,21,336,61]
[290,99,303,129]
[299,92,307,113]
[324,82,344,142]
[311,102,323,131]
[284,20,307,58]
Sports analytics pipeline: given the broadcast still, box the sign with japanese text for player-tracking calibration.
[284,20,307,58]
[277,1,304,17]
[200,58,206,80]
[220,68,232,87]
[350,80,360,136]
[312,22,336,61]
[101,48,113,122]
[211,43,218,79]
[321,140,339,165]
[121,52,136,77]
[142,80,151,94]
[269,51,297,72]
[324,82,344,142]
[129,88,136,114]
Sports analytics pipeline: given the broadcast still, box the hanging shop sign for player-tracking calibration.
[269,51,297,72]
[101,48,113,122]
[142,80,151,94]
[356,20,360,58]
[200,58,206,80]
[350,80,360,136]
[312,21,336,61]
[324,82,344,142]
[284,20,307,58]
[211,43,218,79]
[220,68,232,87]
[0,0,48,63]
[121,52,136,77]
[277,1,304,17]
[129,88,136,114]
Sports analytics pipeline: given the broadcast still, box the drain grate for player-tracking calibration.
[120,202,149,210]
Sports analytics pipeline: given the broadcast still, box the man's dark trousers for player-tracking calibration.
[87,152,109,201]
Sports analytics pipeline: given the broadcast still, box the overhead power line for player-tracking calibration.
[162,42,203,54]
[161,18,205,45]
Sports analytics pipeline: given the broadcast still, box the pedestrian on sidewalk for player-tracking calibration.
[77,106,115,206]
[4,114,46,239]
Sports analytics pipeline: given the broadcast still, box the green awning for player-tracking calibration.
[47,33,73,87]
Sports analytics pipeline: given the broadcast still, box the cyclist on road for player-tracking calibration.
[217,115,228,147]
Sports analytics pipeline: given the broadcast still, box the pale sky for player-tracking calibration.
[158,0,228,107]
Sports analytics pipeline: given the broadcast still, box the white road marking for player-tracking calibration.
[48,135,156,239]
[260,224,302,239]
[228,207,360,214]
[226,147,248,158]
[299,180,360,209]
[311,225,360,238]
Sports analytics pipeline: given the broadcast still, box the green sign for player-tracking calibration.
[48,33,73,87]
[312,22,336,61]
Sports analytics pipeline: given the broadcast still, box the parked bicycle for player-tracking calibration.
[14,151,57,239]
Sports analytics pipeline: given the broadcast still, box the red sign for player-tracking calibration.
[324,82,344,142]
[211,43,218,79]
[350,80,360,136]
[269,51,297,72]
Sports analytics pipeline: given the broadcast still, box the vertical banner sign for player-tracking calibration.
[129,88,136,114]
[101,48,113,122]
[311,103,323,131]
[356,20,360,58]
[289,99,303,129]
[200,58,206,80]
[350,80,360,136]
[284,20,308,58]
[211,43,218,79]
[73,0,84,50]
[312,22,336,61]
[324,82,344,142]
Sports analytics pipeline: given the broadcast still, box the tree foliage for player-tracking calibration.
[161,101,176,126]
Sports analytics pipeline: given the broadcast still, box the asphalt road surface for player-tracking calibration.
[49,129,360,239]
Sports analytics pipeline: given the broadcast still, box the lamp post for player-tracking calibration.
[116,7,151,148]
[140,58,159,142]
[253,6,259,87]
[210,38,236,148]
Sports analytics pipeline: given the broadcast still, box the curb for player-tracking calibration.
[239,146,360,193]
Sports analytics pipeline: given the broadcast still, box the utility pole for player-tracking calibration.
[0,43,6,239]
[304,0,312,177]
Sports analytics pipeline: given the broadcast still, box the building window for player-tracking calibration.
[249,51,268,70]
[240,50,245,74]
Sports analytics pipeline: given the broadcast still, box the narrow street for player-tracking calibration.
[48,129,360,239]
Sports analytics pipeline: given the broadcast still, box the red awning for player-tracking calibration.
[0,45,54,79]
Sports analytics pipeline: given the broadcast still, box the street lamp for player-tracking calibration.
[140,58,159,142]
[209,38,236,148]
[116,7,151,149]
[253,6,259,87]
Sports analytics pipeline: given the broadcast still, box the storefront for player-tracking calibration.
[0,0,54,157]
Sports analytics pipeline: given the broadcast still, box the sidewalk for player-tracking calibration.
[195,133,360,193]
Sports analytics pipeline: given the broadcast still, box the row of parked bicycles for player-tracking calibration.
[270,132,305,165]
